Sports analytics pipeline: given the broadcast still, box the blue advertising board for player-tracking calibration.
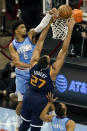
[54,63,87,107]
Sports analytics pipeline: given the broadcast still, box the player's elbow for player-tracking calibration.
[13,60,20,67]
[40,114,51,122]
[40,114,47,122]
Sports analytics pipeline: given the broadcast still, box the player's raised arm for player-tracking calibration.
[30,19,54,67]
[51,18,75,81]
[28,8,58,41]
[40,93,56,122]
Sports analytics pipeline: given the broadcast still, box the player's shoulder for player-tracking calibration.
[66,119,75,128]
[9,42,13,48]
[9,38,16,47]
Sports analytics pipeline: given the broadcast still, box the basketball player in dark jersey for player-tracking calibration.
[19,18,75,131]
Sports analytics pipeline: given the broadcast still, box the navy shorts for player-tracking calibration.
[21,89,48,127]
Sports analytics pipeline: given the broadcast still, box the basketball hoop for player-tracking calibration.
[51,18,68,40]
[51,4,71,40]
[51,8,84,40]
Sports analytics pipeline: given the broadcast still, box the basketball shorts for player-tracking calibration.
[21,89,48,127]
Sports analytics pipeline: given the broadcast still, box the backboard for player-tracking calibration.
[42,0,87,21]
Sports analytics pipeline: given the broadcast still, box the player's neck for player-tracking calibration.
[63,112,67,117]
[57,114,67,118]
[63,114,67,117]
[41,65,49,70]
[15,35,25,42]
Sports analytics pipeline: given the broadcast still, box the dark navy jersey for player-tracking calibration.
[29,64,55,95]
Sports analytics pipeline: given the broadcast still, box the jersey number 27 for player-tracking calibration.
[30,75,46,88]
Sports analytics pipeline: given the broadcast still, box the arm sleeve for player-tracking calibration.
[34,13,52,33]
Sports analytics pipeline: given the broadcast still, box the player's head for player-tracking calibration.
[12,20,26,37]
[55,103,67,117]
[37,55,50,70]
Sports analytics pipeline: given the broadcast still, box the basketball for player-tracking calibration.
[58,5,72,19]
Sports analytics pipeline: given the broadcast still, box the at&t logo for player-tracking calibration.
[55,74,67,93]
[55,74,87,94]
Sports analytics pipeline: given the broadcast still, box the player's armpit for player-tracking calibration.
[66,120,75,131]
[28,28,37,42]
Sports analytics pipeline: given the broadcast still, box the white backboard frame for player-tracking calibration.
[43,0,52,14]
[42,0,87,21]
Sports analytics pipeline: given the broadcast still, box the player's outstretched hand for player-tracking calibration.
[49,8,59,19]
[46,92,58,102]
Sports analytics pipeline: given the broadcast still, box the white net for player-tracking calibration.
[51,18,68,40]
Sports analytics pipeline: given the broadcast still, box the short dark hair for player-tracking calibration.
[37,56,49,70]
[55,103,66,117]
[12,20,24,32]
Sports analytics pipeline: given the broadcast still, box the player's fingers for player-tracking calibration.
[52,93,53,98]
[46,92,50,98]
[50,92,52,97]
[49,92,53,98]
